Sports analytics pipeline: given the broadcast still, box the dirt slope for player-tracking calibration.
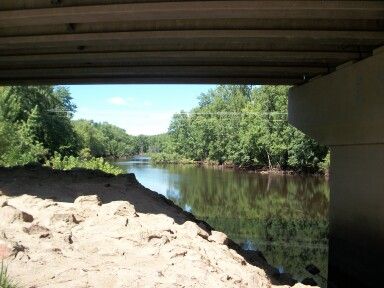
[0,166,314,288]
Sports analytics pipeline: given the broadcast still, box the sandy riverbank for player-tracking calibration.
[0,166,315,288]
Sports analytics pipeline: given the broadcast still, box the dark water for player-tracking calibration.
[115,157,329,286]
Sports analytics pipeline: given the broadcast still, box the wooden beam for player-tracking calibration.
[0,77,303,86]
[0,51,363,69]
[3,0,383,11]
[1,30,383,50]
[2,19,384,38]
[0,66,328,79]
[1,1,384,28]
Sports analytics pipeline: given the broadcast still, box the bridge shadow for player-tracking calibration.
[0,165,298,286]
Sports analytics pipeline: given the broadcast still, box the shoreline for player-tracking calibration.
[149,159,329,177]
[0,166,316,287]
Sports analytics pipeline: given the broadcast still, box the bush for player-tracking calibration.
[319,151,330,174]
[45,152,124,175]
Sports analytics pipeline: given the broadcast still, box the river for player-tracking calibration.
[115,156,329,286]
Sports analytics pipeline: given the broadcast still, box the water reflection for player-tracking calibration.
[115,157,329,286]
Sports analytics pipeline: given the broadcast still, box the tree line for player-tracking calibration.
[0,85,329,173]
[153,85,329,173]
[0,86,150,171]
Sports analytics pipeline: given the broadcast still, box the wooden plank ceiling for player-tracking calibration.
[0,0,383,85]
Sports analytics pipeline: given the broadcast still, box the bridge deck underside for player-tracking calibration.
[0,0,383,85]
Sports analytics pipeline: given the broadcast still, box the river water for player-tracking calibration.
[115,157,329,285]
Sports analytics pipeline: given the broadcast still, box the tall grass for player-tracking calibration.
[0,262,19,288]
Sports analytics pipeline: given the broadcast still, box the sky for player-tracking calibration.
[69,84,216,135]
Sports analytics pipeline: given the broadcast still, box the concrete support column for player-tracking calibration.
[288,49,384,287]
[328,145,384,287]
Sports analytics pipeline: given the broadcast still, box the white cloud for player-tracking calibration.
[107,96,133,106]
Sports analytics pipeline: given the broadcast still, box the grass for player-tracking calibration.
[0,262,19,288]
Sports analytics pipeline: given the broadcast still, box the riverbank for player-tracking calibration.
[0,166,315,287]
[149,154,328,176]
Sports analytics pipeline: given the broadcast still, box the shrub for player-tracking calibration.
[45,152,124,175]
[319,151,330,174]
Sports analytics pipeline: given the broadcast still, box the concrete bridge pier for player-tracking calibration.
[288,49,384,287]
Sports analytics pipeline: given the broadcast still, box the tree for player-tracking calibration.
[0,106,47,167]
[0,86,79,156]
[166,85,328,171]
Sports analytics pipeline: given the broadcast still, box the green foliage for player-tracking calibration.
[167,85,329,172]
[45,152,124,175]
[0,262,19,288]
[0,86,79,166]
[318,151,330,174]
[149,152,194,164]
[73,120,138,159]
[0,115,48,167]
[0,84,329,173]
[146,133,174,154]
[0,86,78,156]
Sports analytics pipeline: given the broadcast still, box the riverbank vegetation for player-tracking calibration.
[45,150,124,175]
[151,86,329,173]
[0,86,143,174]
[0,85,328,174]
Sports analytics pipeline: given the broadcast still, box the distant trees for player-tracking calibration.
[73,120,138,159]
[165,85,328,172]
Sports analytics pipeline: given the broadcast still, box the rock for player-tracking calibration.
[208,231,228,245]
[0,167,313,288]
[74,195,102,207]
[23,224,51,238]
[181,221,209,239]
[0,205,33,224]
[0,240,27,259]
[50,213,79,225]
[0,197,8,207]
[11,242,27,256]
[112,202,136,217]
[63,233,74,244]
[74,195,102,218]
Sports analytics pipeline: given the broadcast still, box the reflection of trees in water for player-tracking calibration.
[163,164,329,284]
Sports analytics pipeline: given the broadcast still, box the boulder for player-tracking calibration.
[0,197,8,207]
[74,195,102,218]
[50,213,80,225]
[208,231,228,245]
[74,195,102,208]
[112,202,136,217]
[23,224,51,238]
[0,205,33,224]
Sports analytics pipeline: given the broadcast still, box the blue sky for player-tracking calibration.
[69,84,215,135]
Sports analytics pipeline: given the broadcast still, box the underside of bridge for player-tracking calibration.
[1,1,384,287]
[0,0,383,84]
